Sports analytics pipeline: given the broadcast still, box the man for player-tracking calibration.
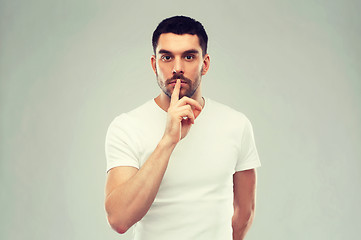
[105,16,261,240]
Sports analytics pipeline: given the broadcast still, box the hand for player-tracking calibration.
[163,79,202,144]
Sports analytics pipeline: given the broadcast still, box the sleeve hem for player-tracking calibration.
[235,162,261,172]
[106,163,140,173]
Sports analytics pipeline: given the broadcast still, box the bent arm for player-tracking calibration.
[232,168,257,240]
[105,138,176,234]
[105,80,202,234]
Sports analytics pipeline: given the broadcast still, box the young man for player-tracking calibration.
[105,16,261,240]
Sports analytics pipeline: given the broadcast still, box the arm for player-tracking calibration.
[105,139,176,234]
[105,80,202,234]
[232,168,257,240]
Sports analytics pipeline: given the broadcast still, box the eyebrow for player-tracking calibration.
[183,49,200,55]
[158,49,200,55]
[158,49,172,55]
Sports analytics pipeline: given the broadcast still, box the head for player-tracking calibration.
[152,16,208,57]
[151,16,210,99]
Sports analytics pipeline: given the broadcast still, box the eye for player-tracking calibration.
[161,55,172,61]
[185,55,195,61]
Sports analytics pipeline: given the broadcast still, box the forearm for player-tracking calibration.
[232,169,257,240]
[105,138,176,233]
[232,209,255,240]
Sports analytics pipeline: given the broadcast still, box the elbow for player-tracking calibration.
[243,209,255,225]
[107,215,131,234]
[232,209,255,230]
[105,199,132,234]
[105,194,145,234]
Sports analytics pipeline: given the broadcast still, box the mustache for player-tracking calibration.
[165,73,191,85]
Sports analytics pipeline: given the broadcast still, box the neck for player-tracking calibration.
[154,88,204,112]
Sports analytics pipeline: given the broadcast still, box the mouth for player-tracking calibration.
[169,79,188,84]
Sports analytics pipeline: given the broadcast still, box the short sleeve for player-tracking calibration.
[235,117,261,171]
[105,114,140,172]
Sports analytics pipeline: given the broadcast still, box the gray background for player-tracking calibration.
[1,0,360,239]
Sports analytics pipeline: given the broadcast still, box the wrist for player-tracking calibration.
[159,135,178,150]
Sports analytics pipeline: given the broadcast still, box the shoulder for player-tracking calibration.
[205,98,250,126]
[109,100,156,127]
[107,99,166,137]
[124,99,157,120]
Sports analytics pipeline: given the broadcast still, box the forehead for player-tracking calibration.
[156,33,201,53]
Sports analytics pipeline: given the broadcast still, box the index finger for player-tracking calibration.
[170,79,181,105]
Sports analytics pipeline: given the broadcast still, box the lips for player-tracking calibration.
[167,78,190,85]
[166,73,191,86]
[169,79,188,84]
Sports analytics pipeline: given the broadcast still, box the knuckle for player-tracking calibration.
[179,97,190,103]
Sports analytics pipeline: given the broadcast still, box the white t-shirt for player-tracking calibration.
[105,98,261,240]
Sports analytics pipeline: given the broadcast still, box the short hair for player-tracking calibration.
[152,16,208,56]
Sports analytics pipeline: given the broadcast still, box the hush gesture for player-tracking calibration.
[163,79,202,144]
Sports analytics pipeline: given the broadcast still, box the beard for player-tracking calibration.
[156,70,202,99]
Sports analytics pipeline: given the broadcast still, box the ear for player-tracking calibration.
[151,55,157,75]
[201,54,210,75]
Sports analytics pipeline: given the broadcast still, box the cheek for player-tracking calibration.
[157,63,170,77]
[188,63,203,76]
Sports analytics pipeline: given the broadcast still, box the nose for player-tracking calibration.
[172,58,184,74]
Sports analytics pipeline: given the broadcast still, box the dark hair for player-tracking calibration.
[152,16,208,56]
